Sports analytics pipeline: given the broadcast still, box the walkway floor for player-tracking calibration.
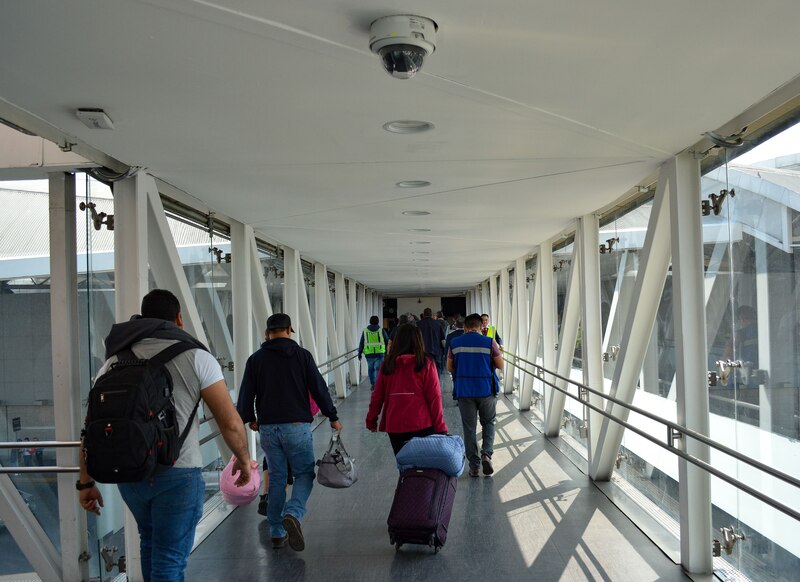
[187,373,690,581]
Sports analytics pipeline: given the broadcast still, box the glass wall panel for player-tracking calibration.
[0,175,121,579]
[260,249,284,316]
[164,214,232,502]
[703,130,800,580]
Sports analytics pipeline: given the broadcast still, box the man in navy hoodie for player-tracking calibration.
[237,313,342,552]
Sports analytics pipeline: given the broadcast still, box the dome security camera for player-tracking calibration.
[369,15,437,80]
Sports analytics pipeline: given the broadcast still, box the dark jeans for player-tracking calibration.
[457,396,497,469]
[260,423,316,538]
[388,426,438,456]
[118,467,204,582]
[366,355,384,387]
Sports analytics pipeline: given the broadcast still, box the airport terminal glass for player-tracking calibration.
[164,213,233,501]
[259,248,284,316]
[703,134,800,580]
[0,175,121,579]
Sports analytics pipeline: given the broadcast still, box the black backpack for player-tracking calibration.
[84,341,201,483]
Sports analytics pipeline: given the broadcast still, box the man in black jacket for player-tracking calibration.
[237,313,342,552]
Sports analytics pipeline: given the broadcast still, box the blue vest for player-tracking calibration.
[451,332,495,398]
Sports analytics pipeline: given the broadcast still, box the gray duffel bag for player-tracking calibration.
[316,431,358,488]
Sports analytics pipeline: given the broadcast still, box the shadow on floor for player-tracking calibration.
[186,374,689,582]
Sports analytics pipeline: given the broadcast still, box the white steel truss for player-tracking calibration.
[544,233,581,437]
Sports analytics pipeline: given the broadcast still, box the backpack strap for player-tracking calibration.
[177,396,203,450]
[148,341,206,452]
[149,341,198,366]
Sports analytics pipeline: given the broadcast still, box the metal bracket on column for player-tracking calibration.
[701,188,735,216]
[599,237,619,254]
[667,426,683,449]
[209,247,231,264]
[79,201,114,231]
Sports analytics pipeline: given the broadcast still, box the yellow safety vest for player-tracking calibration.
[483,325,497,339]
[363,328,386,355]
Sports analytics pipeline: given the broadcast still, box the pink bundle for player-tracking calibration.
[219,457,261,506]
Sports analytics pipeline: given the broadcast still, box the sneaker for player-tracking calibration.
[271,535,287,549]
[257,494,267,516]
[468,466,480,478]
[481,454,494,476]
[283,514,305,551]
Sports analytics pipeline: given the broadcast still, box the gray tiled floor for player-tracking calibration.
[187,375,690,581]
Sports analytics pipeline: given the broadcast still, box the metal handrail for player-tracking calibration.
[317,348,358,369]
[503,352,800,522]
[0,349,361,473]
[0,441,81,474]
[0,441,80,449]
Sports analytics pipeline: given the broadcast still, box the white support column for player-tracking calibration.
[48,172,88,582]
[0,474,62,582]
[590,168,672,480]
[146,186,207,345]
[297,266,318,360]
[347,279,358,385]
[539,245,557,416]
[519,252,543,410]
[230,221,253,398]
[247,234,270,456]
[282,246,300,335]
[489,276,498,322]
[145,184,234,472]
[505,265,519,394]
[578,215,604,466]
[326,279,347,398]
[334,273,351,392]
[515,256,529,363]
[357,284,367,380]
[754,239,772,432]
[315,263,329,369]
[481,281,490,315]
[500,268,511,351]
[114,173,151,582]
[249,235,273,334]
[544,241,581,437]
[669,153,712,575]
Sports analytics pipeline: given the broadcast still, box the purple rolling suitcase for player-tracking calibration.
[387,468,457,552]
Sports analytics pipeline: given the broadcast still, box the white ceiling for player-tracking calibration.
[2,0,800,295]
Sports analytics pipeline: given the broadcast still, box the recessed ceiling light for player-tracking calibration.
[396,180,431,188]
[412,251,430,254]
[402,210,430,216]
[407,228,431,233]
[411,241,431,245]
[413,258,430,262]
[383,120,435,134]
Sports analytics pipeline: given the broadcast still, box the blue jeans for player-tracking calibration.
[457,396,497,469]
[118,468,204,582]
[260,424,316,538]
[366,355,384,387]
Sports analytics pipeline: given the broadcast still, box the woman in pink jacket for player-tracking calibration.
[366,324,448,455]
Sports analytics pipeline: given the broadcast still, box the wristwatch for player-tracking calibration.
[75,479,96,490]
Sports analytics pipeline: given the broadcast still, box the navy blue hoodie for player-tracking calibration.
[236,338,338,424]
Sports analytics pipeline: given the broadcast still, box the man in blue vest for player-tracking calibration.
[447,313,504,477]
[358,316,389,389]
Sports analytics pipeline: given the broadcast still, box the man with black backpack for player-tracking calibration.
[77,289,252,581]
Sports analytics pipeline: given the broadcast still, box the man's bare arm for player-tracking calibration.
[202,381,252,486]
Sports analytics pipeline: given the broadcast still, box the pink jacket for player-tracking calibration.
[365,355,447,434]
